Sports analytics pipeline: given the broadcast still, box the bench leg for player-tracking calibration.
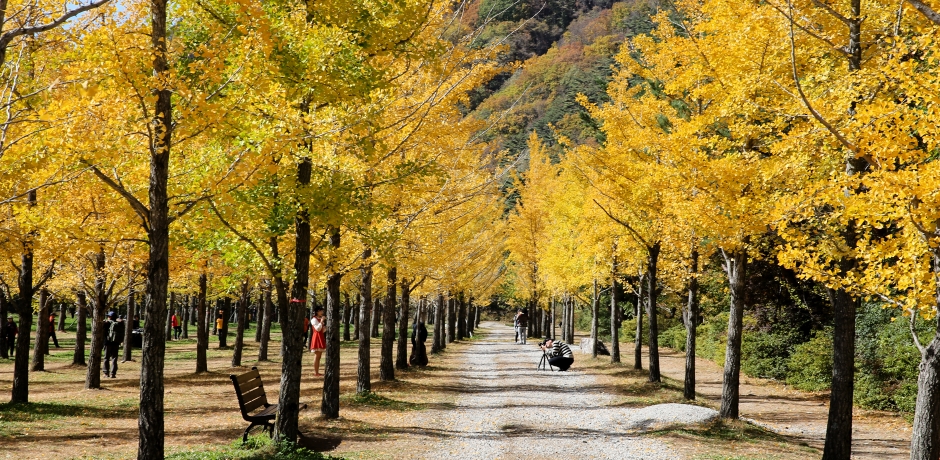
[243,422,257,444]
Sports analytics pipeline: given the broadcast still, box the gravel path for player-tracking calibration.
[402,323,681,459]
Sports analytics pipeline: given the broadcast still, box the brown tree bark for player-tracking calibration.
[218,297,231,348]
[634,274,644,370]
[0,290,6,360]
[11,190,39,403]
[457,291,467,340]
[31,288,50,370]
[610,252,621,364]
[447,296,456,344]
[380,267,396,381]
[396,278,410,369]
[74,291,88,366]
[165,292,174,342]
[258,282,273,362]
[85,249,108,389]
[719,249,747,419]
[196,273,208,373]
[56,303,66,332]
[647,242,661,383]
[684,249,699,400]
[342,291,351,342]
[432,293,444,353]
[911,253,940,460]
[274,155,312,444]
[181,295,190,339]
[321,226,342,418]
[254,291,263,343]
[591,279,599,358]
[122,286,134,362]
[357,248,373,394]
[232,282,249,367]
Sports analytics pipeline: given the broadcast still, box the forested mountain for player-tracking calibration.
[467,0,668,158]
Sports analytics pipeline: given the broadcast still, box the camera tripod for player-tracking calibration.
[538,351,556,371]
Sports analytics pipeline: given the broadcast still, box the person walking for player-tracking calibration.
[515,309,529,344]
[48,312,60,350]
[309,307,326,376]
[3,316,17,357]
[172,312,181,340]
[103,311,125,378]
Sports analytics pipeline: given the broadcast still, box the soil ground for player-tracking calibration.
[0,318,914,459]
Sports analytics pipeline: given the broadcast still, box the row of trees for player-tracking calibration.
[0,0,509,457]
[504,1,940,459]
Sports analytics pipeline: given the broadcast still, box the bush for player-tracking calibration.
[741,329,803,381]
[660,323,687,351]
[786,329,832,391]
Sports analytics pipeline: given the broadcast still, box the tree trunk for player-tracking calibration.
[647,242,661,383]
[371,298,380,339]
[122,286,135,362]
[342,292,351,342]
[181,295,190,339]
[357,248,373,394]
[212,298,220,336]
[911,254,940,460]
[74,291,88,366]
[719,249,747,419]
[551,296,556,340]
[12,225,35,403]
[258,282,273,362]
[381,267,397,381]
[824,286,856,459]
[196,273,208,373]
[591,279,599,358]
[432,293,443,353]
[31,288,50,370]
[86,249,109,389]
[447,296,456,344]
[165,292,174,342]
[611,251,621,364]
[57,303,66,332]
[321,226,342,418]
[219,297,232,348]
[635,273,644,370]
[254,292,263,343]
[396,278,411,370]
[274,155,312,444]
[457,291,466,340]
[0,290,6,360]
[684,249,699,400]
[232,283,249,367]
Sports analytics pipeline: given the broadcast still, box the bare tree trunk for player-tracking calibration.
[74,291,88,366]
[342,292,351,342]
[258,282,273,362]
[31,288,50,370]
[911,253,940,460]
[57,303,66,332]
[447,296,456,344]
[684,249,698,400]
[371,298,380,339]
[232,282,249,367]
[321,227,342,418]
[719,249,747,419]
[86,250,108,389]
[432,293,443,353]
[551,296,556,340]
[11,190,38,403]
[165,292,174,342]
[122,286,135,362]
[181,295,190,339]
[396,278,411,369]
[457,291,466,340]
[196,273,208,373]
[647,242,661,383]
[591,279,599,358]
[0,290,6,360]
[634,273,644,370]
[254,292,263,343]
[381,267,397,381]
[611,251,621,364]
[357,248,373,394]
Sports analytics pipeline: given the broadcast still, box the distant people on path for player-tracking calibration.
[47,312,60,352]
[541,338,574,371]
[104,311,125,378]
[172,313,182,340]
[410,313,429,367]
[515,309,529,344]
[4,316,17,357]
[309,307,326,376]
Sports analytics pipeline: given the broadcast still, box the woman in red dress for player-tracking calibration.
[309,306,326,376]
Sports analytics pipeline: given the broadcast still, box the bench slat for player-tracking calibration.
[235,370,260,385]
[236,377,262,394]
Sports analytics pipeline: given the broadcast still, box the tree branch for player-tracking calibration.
[83,161,150,227]
[0,0,111,48]
[593,199,650,248]
[905,0,940,25]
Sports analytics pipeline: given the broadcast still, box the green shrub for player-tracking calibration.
[742,329,803,381]
[660,323,687,351]
[786,329,832,391]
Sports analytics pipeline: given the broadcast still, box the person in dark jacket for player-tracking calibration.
[103,311,125,378]
[48,312,60,350]
[3,317,17,357]
[410,311,429,367]
[515,309,529,344]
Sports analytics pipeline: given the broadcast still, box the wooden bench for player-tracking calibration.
[229,367,279,443]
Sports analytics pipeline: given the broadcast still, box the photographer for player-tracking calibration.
[540,338,574,371]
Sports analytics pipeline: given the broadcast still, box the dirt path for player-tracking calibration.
[630,343,912,458]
